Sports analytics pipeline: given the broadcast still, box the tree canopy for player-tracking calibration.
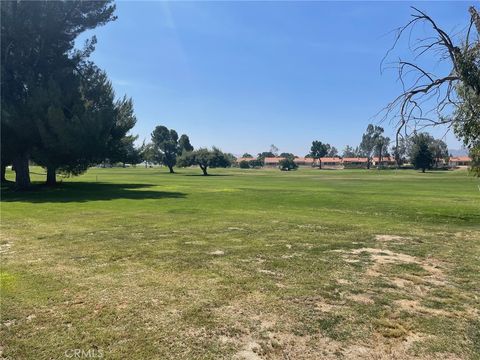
[0,0,143,188]
[359,125,385,168]
[278,158,298,171]
[409,133,434,173]
[151,125,179,173]
[177,147,231,176]
[178,134,194,153]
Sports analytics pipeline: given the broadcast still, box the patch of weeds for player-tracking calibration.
[371,278,397,290]
[181,304,217,328]
[467,319,480,354]
[375,318,409,338]
[390,263,429,276]
[0,271,16,291]
[421,298,465,312]
[292,307,349,340]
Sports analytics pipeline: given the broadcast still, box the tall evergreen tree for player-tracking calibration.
[409,133,434,173]
[359,124,384,169]
[1,1,116,188]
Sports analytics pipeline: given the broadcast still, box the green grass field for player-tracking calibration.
[1,167,479,359]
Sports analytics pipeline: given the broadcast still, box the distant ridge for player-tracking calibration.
[449,149,469,157]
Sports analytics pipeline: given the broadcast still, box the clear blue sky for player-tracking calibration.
[80,1,472,156]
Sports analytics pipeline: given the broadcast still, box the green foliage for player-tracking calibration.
[278,158,298,171]
[151,125,179,173]
[106,96,139,166]
[279,152,295,159]
[309,141,329,160]
[391,138,407,166]
[430,138,449,168]
[327,146,339,157]
[310,141,337,168]
[374,135,390,161]
[177,147,231,175]
[342,145,357,158]
[239,160,250,169]
[469,146,480,176]
[453,84,480,175]
[409,133,434,173]
[257,152,276,161]
[242,153,253,158]
[248,159,264,168]
[0,0,117,187]
[359,125,385,168]
[139,142,157,167]
[178,134,194,153]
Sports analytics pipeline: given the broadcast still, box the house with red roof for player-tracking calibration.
[342,157,369,168]
[372,156,396,166]
[448,156,471,167]
[319,157,343,168]
[263,157,282,166]
[294,157,315,166]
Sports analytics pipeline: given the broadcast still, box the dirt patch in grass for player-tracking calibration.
[347,293,374,304]
[341,248,447,287]
[375,234,410,242]
[392,299,472,318]
[210,250,225,256]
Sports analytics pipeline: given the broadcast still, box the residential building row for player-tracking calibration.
[236,156,472,168]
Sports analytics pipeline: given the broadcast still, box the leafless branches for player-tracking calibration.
[380,6,479,149]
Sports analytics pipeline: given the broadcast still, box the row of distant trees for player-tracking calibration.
[239,124,449,172]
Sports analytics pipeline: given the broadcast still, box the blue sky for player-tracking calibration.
[80,1,472,156]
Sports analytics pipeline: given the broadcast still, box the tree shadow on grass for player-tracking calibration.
[182,173,232,177]
[1,182,186,203]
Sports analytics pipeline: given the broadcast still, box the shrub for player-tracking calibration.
[279,158,298,171]
[239,160,250,169]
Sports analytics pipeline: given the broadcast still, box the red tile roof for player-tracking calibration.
[264,157,282,163]
[236,157,257,162]
[449,156,471,162]
[342,157,368,163]
[320,157,342,162]
[294,157,314,163]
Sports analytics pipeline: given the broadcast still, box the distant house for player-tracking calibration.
[294,157,315,166]
[319,157,342,168]
[236,157,257,163]
[372,156,396,166]
[449,156,471,167]
[342,157,369,168]
[264,157,282,166]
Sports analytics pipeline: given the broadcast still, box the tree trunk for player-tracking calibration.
[12,153,31,189]
[168,165,175,174]
[1,164,6,183]
[200,165,208,176]
[422,168,426,173]
[46,167,57,186]
[319,159,322,169]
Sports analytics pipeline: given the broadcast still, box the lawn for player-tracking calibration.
[1,167,479,359]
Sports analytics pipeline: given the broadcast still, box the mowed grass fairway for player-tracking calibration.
[1,167,479,359]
